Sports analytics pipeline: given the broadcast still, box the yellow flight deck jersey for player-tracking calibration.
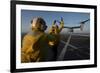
[21,30,57,63]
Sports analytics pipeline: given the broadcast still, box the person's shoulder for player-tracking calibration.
[23,33,35,40]
[24,32,36,40]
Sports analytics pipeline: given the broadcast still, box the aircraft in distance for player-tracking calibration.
[55,18,90,32]
[63,19,90,32]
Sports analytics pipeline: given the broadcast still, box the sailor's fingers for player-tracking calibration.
[61,17,64,22]
[54,20,56,24]
[61,17,63,21]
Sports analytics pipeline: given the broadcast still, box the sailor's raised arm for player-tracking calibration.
[58,17,64,32]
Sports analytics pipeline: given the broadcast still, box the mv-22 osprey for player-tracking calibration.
[53,17,90,60]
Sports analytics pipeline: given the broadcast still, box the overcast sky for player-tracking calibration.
[21,10,90,33]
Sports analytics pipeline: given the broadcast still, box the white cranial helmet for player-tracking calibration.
[31,17,47,31]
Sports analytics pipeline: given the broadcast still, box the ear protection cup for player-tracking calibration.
[41,24,47,31]
[37,17,47,31]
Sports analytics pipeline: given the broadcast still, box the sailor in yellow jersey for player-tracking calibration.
[49,18,64,44]
[21,17,64,63]
[49,18,64,60]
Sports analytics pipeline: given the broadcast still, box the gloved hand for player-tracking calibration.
[54,20,56,24]
[60,17,64,24]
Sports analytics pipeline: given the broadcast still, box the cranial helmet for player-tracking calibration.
[31,17,47,31]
